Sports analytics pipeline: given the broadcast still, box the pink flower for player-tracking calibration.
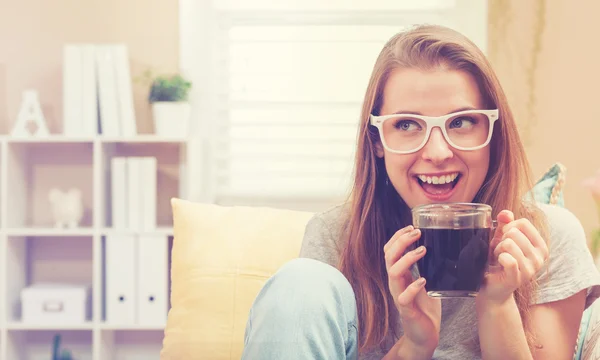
[582,169,600,205]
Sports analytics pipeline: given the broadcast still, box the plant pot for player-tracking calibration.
[152,101,191,138]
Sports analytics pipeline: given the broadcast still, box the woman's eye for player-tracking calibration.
[395,120,421,131]
[450,116,476,128]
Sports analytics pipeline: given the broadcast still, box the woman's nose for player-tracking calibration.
[421,128,454,164]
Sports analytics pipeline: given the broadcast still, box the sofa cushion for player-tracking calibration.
[160,198,314,360]
[531,163,566,206]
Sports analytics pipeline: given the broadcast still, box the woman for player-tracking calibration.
[241,24,600,359]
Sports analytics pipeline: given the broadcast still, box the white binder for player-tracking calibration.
[62,44,83,136]
[140,157,157,230]
[113,44,137,137]
[137,234,169,326]
[127,157,141,230]
[105,234,137,325]
[95,45,120,136]
[81,44,98,136]
[111,157,128,229]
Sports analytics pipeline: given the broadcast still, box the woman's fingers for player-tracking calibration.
[388,245,426,280]
[384,225,413,252]
[494,237,529,274]
[502,228,534,258]
[503,219,547,255]
[503,228,542,274]
[396,277,427,319]
[497,252,520,285]
[502,219,549,267]
[502,229,543,279]
[490,210,514,251]
[385,228,421,269]
[493,237,525,261]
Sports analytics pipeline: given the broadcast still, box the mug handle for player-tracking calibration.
[486,219,504,272]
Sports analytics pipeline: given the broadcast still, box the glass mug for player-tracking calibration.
[411,203,496,298]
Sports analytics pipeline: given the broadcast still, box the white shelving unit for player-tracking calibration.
[0,134,188,360]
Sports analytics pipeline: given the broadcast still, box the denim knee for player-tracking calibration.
[243,257,358,359]
[278,257,354,294]
[264,257,356,316]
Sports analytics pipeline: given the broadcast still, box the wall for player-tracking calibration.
[488,0,600,240]
[3,0,599,239]
[0,0,180,135]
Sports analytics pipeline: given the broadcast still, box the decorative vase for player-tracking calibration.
[152,101,191,138]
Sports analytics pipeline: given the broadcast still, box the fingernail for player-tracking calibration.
[414,246,425,254]
[417,277,426,286]
[403,225,414,232]
[410,229,420,237]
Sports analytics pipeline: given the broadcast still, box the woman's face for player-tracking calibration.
[375,67,491,209]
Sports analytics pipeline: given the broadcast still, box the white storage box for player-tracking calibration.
[21,283,91,325]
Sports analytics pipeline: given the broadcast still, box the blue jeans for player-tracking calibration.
[242,258,359,360]
[241,258,596,360]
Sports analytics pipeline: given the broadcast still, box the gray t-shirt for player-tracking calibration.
[299,202,600,359]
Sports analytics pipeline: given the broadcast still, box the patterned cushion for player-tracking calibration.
[539,163,600,360]
[577,306,599,360]
[531,163,567,206]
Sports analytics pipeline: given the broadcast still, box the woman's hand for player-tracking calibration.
[384,225,441,356]
[479,210,549,305]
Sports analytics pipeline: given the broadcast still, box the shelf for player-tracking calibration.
[1,228,174,237]
[5,236,94,324]
[101,142,182,228]
[6,322,164,331]
[1,228,175,237]
[98,323,165,330]
[0,131,187,358]
[1,135,188,144]
[5,136,95,144]
[101,227,173,236]
[6,329,93,360]
[98,135,188,143]
[6,321,94,330]
[5,141,95,228]
[4,227,95,237]
[98,329,163,360]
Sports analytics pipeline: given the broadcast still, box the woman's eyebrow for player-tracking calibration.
[392,106,477,115]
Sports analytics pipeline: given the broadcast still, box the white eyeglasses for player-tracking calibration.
[369,109,500,154]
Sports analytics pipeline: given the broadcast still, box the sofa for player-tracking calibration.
[159,163,600,360]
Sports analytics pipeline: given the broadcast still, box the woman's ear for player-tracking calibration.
[374,140,384,158]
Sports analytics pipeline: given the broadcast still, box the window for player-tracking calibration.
[180,0,488,209]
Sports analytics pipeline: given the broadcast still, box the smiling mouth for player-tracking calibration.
[415,172,461,196]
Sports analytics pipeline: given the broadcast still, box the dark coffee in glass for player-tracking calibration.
[411,203,494,298]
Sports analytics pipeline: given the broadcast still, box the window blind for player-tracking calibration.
[207,0,487,203]
[213,0,457,11]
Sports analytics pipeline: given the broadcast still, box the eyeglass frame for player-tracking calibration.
[369,109,500,154]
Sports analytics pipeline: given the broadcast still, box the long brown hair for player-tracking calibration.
[337,24,547,354]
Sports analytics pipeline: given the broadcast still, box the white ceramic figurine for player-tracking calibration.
[48,188,84,228]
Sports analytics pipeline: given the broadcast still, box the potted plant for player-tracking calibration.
[147,73,192,137]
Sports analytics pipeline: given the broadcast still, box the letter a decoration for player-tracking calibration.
[11,90,50,137]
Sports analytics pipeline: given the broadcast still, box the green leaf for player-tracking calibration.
[60,349,73,360]
[148,74,192,103]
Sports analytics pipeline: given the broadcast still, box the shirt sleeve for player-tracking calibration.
[298,213,342,268]
[534,203,600,309]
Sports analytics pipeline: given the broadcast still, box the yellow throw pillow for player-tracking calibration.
[161,198,315,360]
